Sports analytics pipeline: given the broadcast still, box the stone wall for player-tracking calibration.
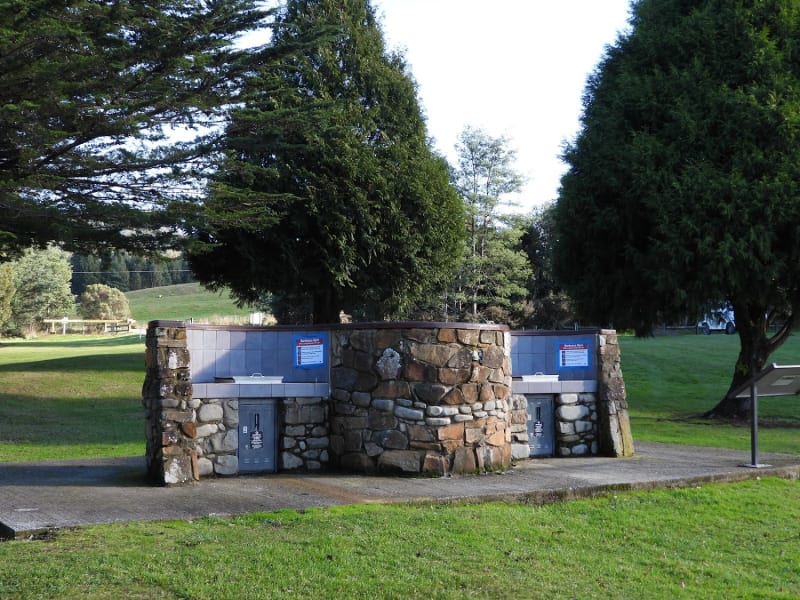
[192,396,329,476]
[195,398,238,476]
[280,397,329,470]
[508,395,530,459]
[328,323,512,476]
[143,321,331,484]
[555,393,598,456]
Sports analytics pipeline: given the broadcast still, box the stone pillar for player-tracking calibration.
[596,329,634,457]
[142,321,197,484]
[329,323,513,476]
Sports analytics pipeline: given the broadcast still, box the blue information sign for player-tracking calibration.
[556,338,592,370]
[292,333,328,369]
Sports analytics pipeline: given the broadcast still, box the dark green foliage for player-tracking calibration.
[520,203,574,329]
[0,0,266,259]
[554,0,800,414]
[70,254,104,296]
[188,0,464,324]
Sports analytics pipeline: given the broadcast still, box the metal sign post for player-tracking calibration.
[743,380,764,469]
[732,364,800,469]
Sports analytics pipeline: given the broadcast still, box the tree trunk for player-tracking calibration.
[312,289,341,325]
[704,303,794,420]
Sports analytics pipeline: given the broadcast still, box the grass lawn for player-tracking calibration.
[0,479,797,599]
[622,332,800,455]
[126,282,252,324]
[0,334,146,461]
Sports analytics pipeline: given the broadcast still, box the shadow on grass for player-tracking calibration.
[0,389,143,450]
[0,334,144,349]
[0,353,143,373]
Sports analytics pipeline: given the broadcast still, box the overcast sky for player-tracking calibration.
[373,0,634,212]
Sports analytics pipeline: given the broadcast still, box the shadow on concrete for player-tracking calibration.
[0,457,148,488]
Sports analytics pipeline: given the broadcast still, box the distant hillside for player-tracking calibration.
[126,283,253,325]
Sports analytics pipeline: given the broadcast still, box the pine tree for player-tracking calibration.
[520,204,574,329]
[554,0,800,417]
[188,0,464,323]
[70,254,103,296]
[0,0,266,259]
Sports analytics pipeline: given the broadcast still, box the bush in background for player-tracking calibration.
[78,284,131,321]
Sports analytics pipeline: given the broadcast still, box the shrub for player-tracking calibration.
[78,284,131,320]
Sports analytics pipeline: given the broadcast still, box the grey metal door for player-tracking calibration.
[239,400,277,473]
[526,395,554,457]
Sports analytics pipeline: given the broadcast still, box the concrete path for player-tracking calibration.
[2,442,799,539]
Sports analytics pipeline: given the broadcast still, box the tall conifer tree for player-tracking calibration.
[554,0,800,417]
[0,0,266,259]
[188,0,464,323]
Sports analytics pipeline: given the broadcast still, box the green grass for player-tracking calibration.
[1,479,798,599]
[621,333,800,455]
[126,282,252,324]
[0,334,145,461]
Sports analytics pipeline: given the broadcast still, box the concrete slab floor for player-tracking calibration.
[1,442,799,540]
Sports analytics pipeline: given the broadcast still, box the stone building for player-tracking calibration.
[142,321,633,485]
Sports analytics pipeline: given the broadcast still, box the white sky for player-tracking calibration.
[373,0,633,212]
